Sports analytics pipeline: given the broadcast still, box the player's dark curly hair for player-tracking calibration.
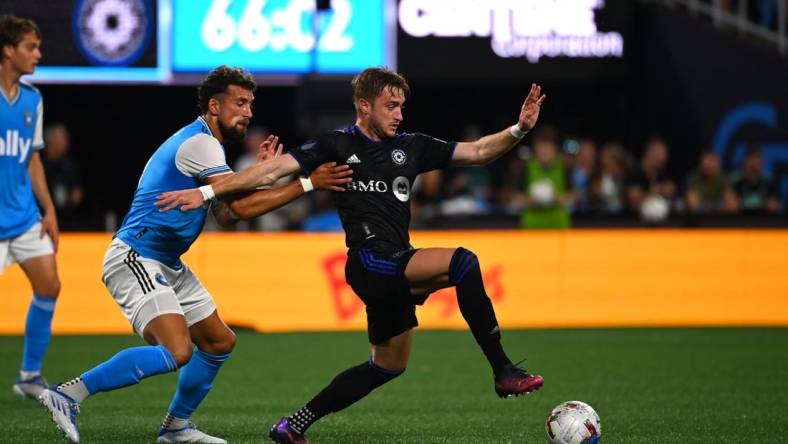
[197,65,256,114]
[0,15,41,61]
[351,67,410,111]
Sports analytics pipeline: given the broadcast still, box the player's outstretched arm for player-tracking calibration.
[156,135,301,212]
[452,83,546,167]
[217,162,352,222]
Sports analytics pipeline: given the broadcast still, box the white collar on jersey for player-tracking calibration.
[196,116,214,137]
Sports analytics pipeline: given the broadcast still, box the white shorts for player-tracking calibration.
[101,238,216,336]
[0,222,55,275]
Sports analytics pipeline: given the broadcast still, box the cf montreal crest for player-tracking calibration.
[391,149,407,166]
[72,0,152,66]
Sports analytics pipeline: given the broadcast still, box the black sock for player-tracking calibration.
[288,407,316,435]
[450,247,512,375]
[289,358,404,434]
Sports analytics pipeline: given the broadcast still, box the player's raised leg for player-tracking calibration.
[14,253,59,399]
[157,311,235,444]
[405,247,544,398]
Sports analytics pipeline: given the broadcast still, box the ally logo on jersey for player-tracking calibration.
[0,130,34,163]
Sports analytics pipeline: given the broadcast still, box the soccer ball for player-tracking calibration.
[545,401,602,444]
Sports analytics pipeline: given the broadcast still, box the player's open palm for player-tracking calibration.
[257,134,283,163]
[156,188,204,212]
[518,83,547,132]
[310,162,353,192]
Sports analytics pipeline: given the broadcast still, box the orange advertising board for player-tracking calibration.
[1,230,787,334]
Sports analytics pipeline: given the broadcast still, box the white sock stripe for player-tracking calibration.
[31,296,56,311]
[157,347,176,371]
[19,370,40,380]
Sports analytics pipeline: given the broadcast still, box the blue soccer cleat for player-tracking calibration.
[12,374,48,399]
[268,417,309,444]
[38,387,80,443]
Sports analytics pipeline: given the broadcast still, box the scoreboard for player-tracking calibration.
[1,0,631,84]
[172,0,390,74]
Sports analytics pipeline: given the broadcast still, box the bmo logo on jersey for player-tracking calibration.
[0,130,33,163]
[347,180,389,193]
[346,176,411,202]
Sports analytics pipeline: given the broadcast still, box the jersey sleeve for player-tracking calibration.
[414,133,457,173]
[32,99,44,151]
[175,133,232,181]
[287,133,337,175]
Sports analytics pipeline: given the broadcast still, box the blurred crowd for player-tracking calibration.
[713,0,788,31]
[40,123,85,231]
[406,125,783,229]
[45,122,784,232]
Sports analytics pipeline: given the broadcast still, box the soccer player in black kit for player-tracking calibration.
[157,67,547,444]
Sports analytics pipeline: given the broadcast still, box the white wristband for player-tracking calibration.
[198,185,215,201]
[299,176,314,192]
[510,124,526,140]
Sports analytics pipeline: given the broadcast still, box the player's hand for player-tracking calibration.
[155,188,205,212]
[310,162,353,192]
[518,83,547,132]
[257,135,283,163]
[40,210,60,253]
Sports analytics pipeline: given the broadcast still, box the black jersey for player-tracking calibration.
[289,125,456,250]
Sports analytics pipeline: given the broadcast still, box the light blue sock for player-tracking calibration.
[81,345,178,394]
[21,295,56,373]
[167,348,230,419]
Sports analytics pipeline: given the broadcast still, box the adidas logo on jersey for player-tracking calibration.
[346,154,361,164]
[0,130,33,163]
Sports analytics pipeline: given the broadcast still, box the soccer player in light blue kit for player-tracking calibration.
[0,14,62,401]
[38,66,352,443]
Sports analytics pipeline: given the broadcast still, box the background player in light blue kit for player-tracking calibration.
[0,14,62,401]
[38,66,352,443]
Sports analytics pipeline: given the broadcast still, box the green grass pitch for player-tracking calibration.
[2,328,787,443]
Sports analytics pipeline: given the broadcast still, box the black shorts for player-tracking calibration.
[345,244,423,345]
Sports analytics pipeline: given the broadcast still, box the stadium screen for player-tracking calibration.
[4,0,394,83]
[3,0,165,83]
[171,0,393,74]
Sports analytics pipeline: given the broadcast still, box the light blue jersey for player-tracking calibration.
[115,117,231,269]
[0,81,44,240]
